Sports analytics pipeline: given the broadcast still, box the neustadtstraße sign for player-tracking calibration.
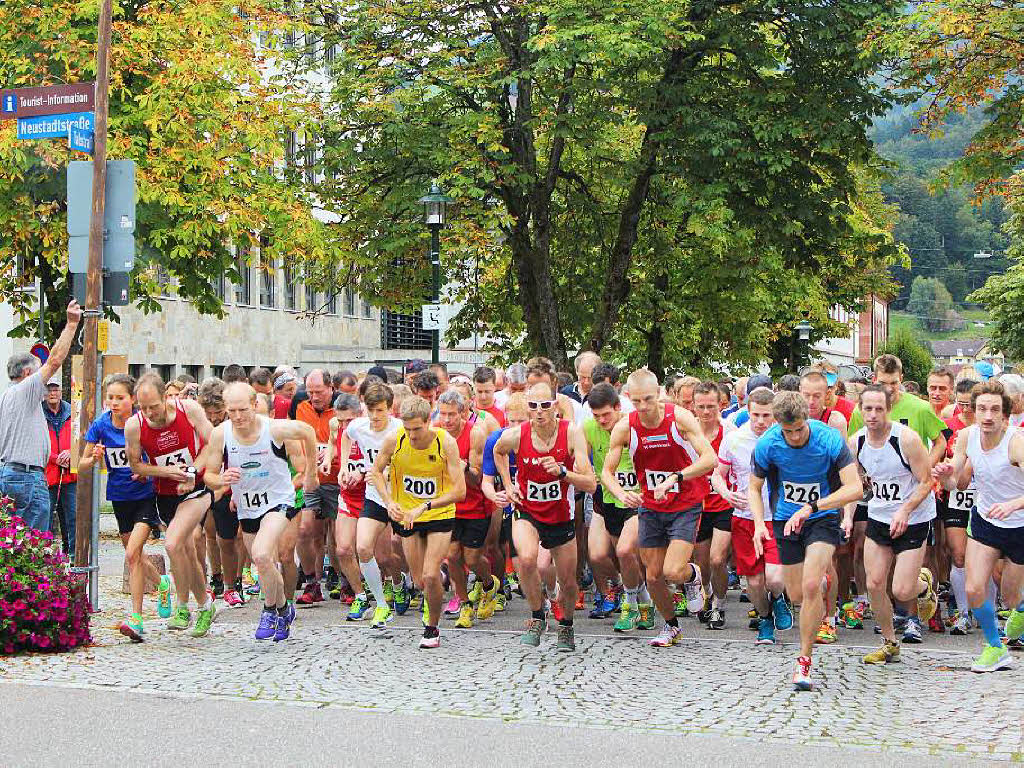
[0,82,95,119]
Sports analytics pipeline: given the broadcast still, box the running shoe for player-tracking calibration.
[254,608,277,640]
[520,617,545,647]
[673,592,688,617]
[494,592,507,613]
[815,620,837,644]
[917,568,938,622]
[285,601,296,625]
[555,624,576,652]
[841,601,864,629]
[383,579,395,609]
[971,644,1012,673]
[296,582,324,606]
[550,598,566,623]
[707,608,725,630]
[167,605,191,631]
[649,623,681,648]
[476,577,499,620]
[191,602,216,638]
[581,564,594,591]
[863,639,901,665]
[755,617,775,645]
[772,594,794,631]
[273,614,290,642]
[241,567,255,588]
[739,590,750,604]
[443,595,461,617]
[792,655,813,691]
[507,572,522,596]
[370,604,394,629]
[340,584,356,605]
[346,595,372,621]
[421,597,430,628]
[210,573,224,598]
[328,580,343,601]
[950,612,972,635]
[410,590,423,610]
[420,626,441,649]
[683,565,706,615]
[118,614,144,643]
[613,603,639,632]
[749,616,761,630]
[1004,609,1024,642]
[728,569,740,590]
[589,592,616,619]
[575,590,586,611]
[637,603,655,630]
[157,575,172,619]
[223,589,244,608]
[902,616,923,644]
[1008,637,1024,650]
[394,583,411,616]
[245,579,262,596]
[467,580,483,607]
[696,608,713,625]
[455,602,474,629]
[928,614,946,634]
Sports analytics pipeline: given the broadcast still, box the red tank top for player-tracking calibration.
[137,402,203,496]
[481,404,507,429]
[703,424,730,513]
[455,414,487,519]
[628,403,707,512]
[515,419,573,525]
[336,424,366,514]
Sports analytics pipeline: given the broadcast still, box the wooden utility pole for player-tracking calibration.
[73,0,112,597]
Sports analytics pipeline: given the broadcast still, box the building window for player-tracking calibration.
[260,249,277,308]
[362,296,373,319]
[283,264,297,310]
[156,264,172,296]
[304,133,317,185]
[305,284,318,313]
[325,290,337,315]
[128,363,144,380]
[344,287,356,316]
[382,310,432,350]
[184,364,203,381]
[158,364,175,383]
[234,247,251,306]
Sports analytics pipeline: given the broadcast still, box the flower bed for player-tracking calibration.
[0,496,91,654]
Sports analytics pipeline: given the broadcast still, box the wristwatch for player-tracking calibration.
[425,500,432,511]
[809,501,819,514]
[558,465,568,479]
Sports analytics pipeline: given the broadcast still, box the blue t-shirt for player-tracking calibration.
[483,428,516,516]
[752,420,853,522]
[85,410,155,502]
[734,408,750,428]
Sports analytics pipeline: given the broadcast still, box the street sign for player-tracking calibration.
[421,303,443,331]
[29,342,50,363]
[68,125,94,155]
[16,111,93,140]
[72,271,131,307]
[97,320,109,352]
[69,232,134,274]
[0,82,95,120]
[67,159,135,237]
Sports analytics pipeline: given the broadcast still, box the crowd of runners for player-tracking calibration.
[80,350,1024,691]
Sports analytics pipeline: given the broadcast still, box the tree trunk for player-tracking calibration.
[645,271,669,379]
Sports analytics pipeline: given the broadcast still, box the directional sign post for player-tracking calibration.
[68,125,94,155]
[0,82,95,120]
[16,111,93,140]
[421,303,443,331]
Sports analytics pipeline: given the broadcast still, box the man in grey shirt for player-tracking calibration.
[0,300,83,532]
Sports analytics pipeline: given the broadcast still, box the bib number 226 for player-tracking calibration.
[782,481,820,506]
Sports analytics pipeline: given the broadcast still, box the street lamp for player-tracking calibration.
[796,319,812,342]
[791,317,812,373]
[419,181,453,364]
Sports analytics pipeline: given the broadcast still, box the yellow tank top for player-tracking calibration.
[390,426,455,522]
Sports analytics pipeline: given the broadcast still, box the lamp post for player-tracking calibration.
[793,318,812,372]
[419,181,453,364]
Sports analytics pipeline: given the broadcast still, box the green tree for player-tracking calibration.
[876,326,934,387]
[971,200,1024,360]
[907,275,958,333]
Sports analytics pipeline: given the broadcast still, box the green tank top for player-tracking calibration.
[583,416,637,508]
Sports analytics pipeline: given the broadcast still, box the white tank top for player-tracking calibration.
[344,415,401,506]
[224,417,296,520]
[855,422,935,525]
[967,425,1024,529]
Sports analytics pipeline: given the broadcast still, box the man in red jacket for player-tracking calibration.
[43,376,77,554]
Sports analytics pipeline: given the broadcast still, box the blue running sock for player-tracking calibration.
[973,600,1003,648]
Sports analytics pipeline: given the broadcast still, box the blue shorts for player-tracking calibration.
[969,510,1024,565]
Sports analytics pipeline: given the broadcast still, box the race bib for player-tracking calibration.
[870,481,902,503]
[316,443,328,463]
[105,446,130,469]
[616,470,638,490]
[403,475,438,499]
[240,490,271,512]
[949,487,976,512]
[644,469,678,494]
[347,458,366,474]
[782,481,820,506]
[155,448,192,468]
[527,479,563,503]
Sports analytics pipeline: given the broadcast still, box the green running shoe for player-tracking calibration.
[971,643,1012,673]
[421,597,430,627]
[191,602,217,637]
[370,604,393,629]
[520,617,545,647]
[157,575,172,619]
[383,579,395,608]
[637,603,656,630]
[674,593,688,618]
[468,580,483,607]
[1005,609,1024,642]
[119,613,144,642]
[167,605,191,631]
[555,624,575,652]
[614,603,639,632]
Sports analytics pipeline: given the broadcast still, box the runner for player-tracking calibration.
[79,374,163,642]
[851,385,939,666]
[369,396,466,648]
[125,373,216,637]
[321,393,377,608]
[935,380,1024,672]
[748,391,863,690]
[436,390,499,626]
[671,376,700,415]
[927,368,954,418]
[202,383,319,641]
[582,383,652,632]
[474,366,507,428]
[712,387,792,645]
[493,381,596,652]
[692,380,734,629]
[602,369,717,648]
[340,382,403,626]
[494,363,528,409]
[941,378,978,634]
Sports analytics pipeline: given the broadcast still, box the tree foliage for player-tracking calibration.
[906,275,963,333]
[876,325,934,387]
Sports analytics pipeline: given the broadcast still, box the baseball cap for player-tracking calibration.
[46,374,62,387]
[404,359,428,376]
[975,361,995,381]
[746,373,772,393]
[823,371,838,387]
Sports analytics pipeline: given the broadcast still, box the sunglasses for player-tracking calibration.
[527,400,554,411]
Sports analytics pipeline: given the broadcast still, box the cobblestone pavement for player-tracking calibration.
[1,535,1021,762]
